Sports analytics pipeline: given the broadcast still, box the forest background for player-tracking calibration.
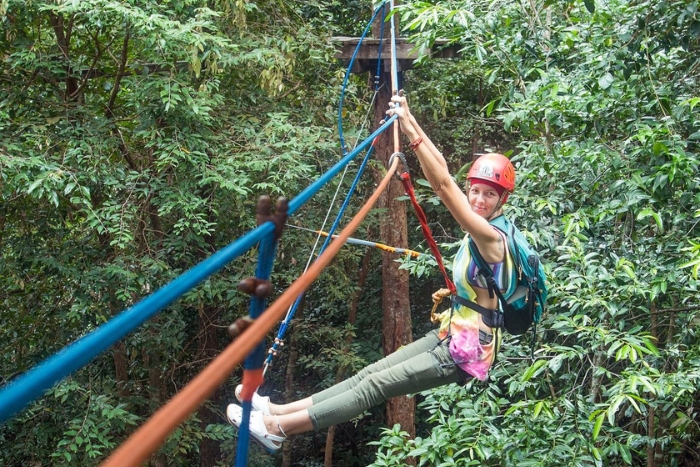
[1,0,699,466]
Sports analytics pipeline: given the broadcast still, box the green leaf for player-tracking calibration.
[620,444,632,464]
[598,72,614,89]
[533,400,543,417]
[583,0,596,13]
[637,208,664,233]
[592,412,604,441]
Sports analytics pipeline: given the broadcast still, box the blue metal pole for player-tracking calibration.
[0,115,396,425]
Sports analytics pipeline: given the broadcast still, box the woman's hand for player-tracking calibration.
[386,94,409,119]
[386,94,418,139]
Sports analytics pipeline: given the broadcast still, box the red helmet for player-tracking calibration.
[467,153,516,202]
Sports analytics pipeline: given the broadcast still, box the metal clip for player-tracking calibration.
[388,152,408,180]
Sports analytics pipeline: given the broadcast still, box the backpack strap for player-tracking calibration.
[447,239,510,330]
[467,239,513,314]
[470,228,540,357]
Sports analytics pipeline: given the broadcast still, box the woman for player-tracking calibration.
[226,95,518,452]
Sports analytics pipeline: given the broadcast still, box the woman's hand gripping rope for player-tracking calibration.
[430,288,453,323]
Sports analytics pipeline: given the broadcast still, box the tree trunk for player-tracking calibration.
[372,68,415,442]
[589,348,606,404]
[143,332,168,467]
[197,301,222,467]
[647,406,657,467]
[113,341,130,398]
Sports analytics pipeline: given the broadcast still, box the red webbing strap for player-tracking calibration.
[398,171,456,294]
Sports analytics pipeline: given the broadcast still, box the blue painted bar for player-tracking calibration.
[0,115,396,425]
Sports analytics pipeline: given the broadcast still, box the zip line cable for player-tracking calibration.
[263,1,392,372]
[287,224,425,258]
[389,0,401,154]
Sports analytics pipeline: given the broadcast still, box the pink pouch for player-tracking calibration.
[448,328,491,381]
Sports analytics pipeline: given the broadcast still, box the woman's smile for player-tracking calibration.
[468,183,501,218]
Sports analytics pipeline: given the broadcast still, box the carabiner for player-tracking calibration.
[388,152,408,180]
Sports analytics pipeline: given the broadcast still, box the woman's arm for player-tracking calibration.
[387,95,502,258]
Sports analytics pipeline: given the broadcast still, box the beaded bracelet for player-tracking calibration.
[409,136,423,150]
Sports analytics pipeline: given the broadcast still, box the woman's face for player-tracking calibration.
[467,182,502,219]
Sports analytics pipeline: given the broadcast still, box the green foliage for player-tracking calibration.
[370,0,700,465]
[0,0,366,464]
[3,0,700,465]
[0,380,140,466]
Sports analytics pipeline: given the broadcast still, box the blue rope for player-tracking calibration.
[375,5,387,91]
[235,230,278,466]
[265,143,377,366]
[337,1,387,156]
[389,0,400,93]
[235,402,254,465]
[0,115,396,425]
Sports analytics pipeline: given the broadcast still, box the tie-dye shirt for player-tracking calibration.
[437,226,517,380]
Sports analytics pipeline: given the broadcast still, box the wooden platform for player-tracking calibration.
[332,37,460,73]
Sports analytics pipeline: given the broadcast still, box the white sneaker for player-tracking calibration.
[226,404,285,452]
[235,384,271,415]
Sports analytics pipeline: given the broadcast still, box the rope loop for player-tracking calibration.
[430,287,453,323]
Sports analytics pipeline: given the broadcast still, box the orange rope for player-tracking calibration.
[101,156,400,467]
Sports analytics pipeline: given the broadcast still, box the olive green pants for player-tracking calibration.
[307,329,463,430]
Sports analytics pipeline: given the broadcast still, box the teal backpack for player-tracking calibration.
[466,215,548,335]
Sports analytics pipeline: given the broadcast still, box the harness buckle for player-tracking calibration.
[483,309,504,329]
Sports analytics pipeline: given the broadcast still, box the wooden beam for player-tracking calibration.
[332,37,460,74]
